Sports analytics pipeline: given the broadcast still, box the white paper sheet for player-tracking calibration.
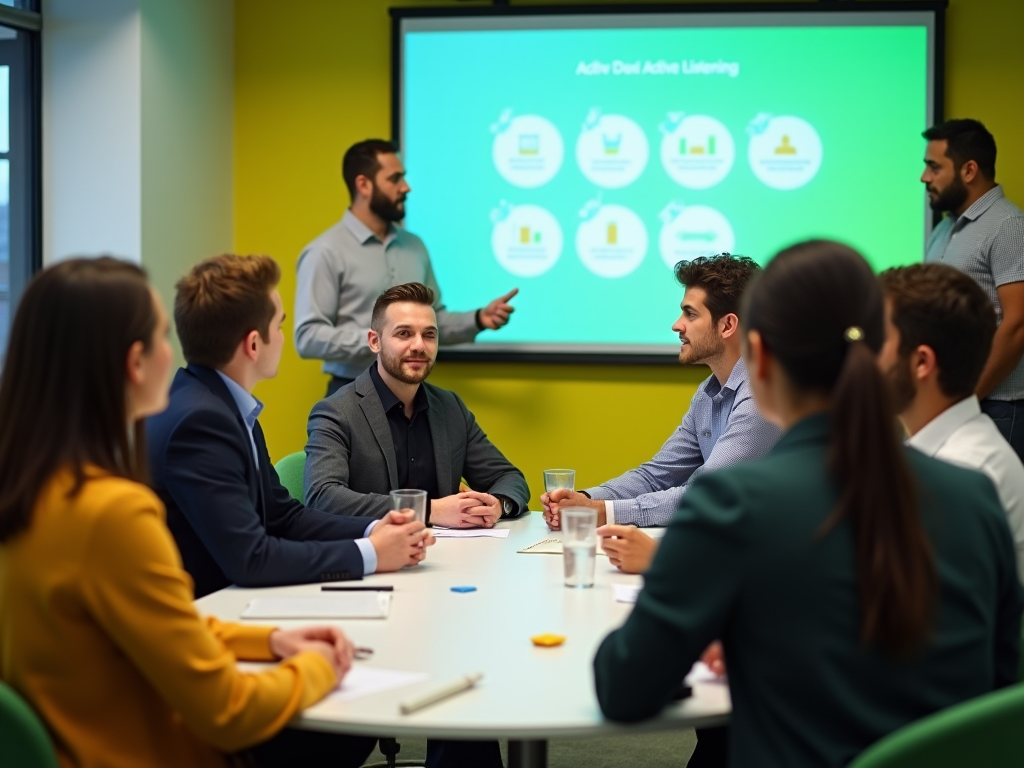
[327,666,431,703]
[612,583,641,604]
[240,593,391,619]
[238,662,429,703]
[431,527,510,538]
[685,661,727,685]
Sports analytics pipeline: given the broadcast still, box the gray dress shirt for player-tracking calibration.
[294,210,480,379]
[925,185,1024,401]
[584,358,781,526]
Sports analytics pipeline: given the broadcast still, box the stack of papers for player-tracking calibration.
[431,527,510,538]
[240,593,391,619]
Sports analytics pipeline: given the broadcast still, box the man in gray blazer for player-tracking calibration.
[305,282,529,527]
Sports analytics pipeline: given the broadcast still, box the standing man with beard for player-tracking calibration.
[303,282,529,529]
[295,139,518,397]
[922,119,1024,458]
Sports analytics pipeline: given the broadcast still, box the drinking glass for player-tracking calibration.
[390,489,428,524]
[543,469,575,493]
[562,507,597,588]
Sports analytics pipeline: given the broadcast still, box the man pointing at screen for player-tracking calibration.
[295,139,518,397]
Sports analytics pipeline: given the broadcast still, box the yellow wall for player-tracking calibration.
[234,0,1024,507]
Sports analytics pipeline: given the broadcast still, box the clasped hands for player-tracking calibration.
[429,490,503,529]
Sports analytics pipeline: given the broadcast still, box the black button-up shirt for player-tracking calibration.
[369,361,439,501]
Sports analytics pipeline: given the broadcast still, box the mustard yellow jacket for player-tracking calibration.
[0,469,337,768]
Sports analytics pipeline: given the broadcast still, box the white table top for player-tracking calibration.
[195,512,730,740]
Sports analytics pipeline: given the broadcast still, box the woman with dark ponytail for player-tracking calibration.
[594,240,1023,768]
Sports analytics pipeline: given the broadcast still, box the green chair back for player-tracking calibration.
[0,680,59,768]
[274,452,306,502]
[848,683,1024,768]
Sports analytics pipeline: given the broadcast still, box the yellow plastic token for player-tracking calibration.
[530,633,566,647]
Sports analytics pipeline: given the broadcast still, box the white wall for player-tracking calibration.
[41,0,233,360]
[42,0,141,263]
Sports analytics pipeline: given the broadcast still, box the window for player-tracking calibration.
[0,3,39,361]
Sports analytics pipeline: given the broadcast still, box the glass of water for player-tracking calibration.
[543,469,575,493]
[562,507,597,588]
[390,489,428,524]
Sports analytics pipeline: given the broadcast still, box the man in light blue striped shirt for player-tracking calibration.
[542,254,781,570]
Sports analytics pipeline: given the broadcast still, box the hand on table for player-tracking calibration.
[269,625,355,681]
[597,524,658,573]
[430,493,493,528]
[477,288,518,330]
[701,641,726,677]
[458,490,503,527]
[541,489,605,530]
[369,510,434,571]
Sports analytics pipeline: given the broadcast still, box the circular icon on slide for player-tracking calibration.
[660,115,735,189]
[576,114,649,189]
[748,116,822,190]
[576,204,648,279]
[492,115,564,188]
[492,204,563,278]
[659,205,735,269]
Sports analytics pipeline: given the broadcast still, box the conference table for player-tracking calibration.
[195,512,731,768]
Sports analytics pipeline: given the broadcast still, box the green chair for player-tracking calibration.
[0,680,59,768]
[274,451,306,502]
[848,683,1024,768]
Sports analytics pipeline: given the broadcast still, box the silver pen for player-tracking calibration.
[399,672,484,715]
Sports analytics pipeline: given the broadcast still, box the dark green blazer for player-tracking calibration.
[594,414,1024,768]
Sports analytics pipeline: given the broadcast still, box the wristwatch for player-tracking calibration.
[495,494,516,518]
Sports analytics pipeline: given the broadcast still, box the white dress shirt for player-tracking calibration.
[908,396,1024,582]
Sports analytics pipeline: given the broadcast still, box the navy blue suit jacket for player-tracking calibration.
[147,365,370,598]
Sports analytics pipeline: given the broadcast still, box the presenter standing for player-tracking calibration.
[295,139,518,396]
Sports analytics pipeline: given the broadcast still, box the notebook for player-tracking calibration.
[240,593,391,620]
[517,538,608,556]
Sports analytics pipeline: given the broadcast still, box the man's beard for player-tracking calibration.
[380,347,434,385]
[678,334,726,366]
[884,354,917,415]
[369,185,406,223]
[928,175,969,213]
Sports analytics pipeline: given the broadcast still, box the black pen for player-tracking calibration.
[321,585,394,592]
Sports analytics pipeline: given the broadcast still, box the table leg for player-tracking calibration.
[508,739,547,768]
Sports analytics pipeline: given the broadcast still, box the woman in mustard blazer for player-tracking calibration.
[0,258,374,768]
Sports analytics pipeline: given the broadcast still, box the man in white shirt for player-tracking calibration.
[879,263,1024,581]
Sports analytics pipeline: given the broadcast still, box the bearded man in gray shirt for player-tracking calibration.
[295,139,518,396]
[922,119,1024,459]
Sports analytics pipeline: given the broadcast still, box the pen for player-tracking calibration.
[321,586,394,592]
[399,673,483,715]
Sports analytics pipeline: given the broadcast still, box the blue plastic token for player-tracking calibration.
[450,586,477,593]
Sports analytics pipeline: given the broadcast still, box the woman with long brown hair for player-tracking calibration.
[594,240,1023,767]
[0,258,374,767]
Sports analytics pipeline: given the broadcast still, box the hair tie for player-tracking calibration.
[844,326,864,343]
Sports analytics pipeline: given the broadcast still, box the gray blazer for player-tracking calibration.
[304,369,530,519]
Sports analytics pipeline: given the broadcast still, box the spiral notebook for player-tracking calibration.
[517,538,608,556]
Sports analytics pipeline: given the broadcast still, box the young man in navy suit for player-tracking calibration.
[147,254,434,601]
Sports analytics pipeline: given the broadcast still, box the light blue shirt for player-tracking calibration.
[215,370,380,574]
[585,358,781,526]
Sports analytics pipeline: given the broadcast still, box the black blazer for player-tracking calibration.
[147,365,371,598]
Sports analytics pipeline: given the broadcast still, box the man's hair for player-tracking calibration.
[342,139,399,200]
[922,119,997,181]
[175,254,281,368]
[371,282,435,333]
[674,253,761,323]
[880,263,996,400]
